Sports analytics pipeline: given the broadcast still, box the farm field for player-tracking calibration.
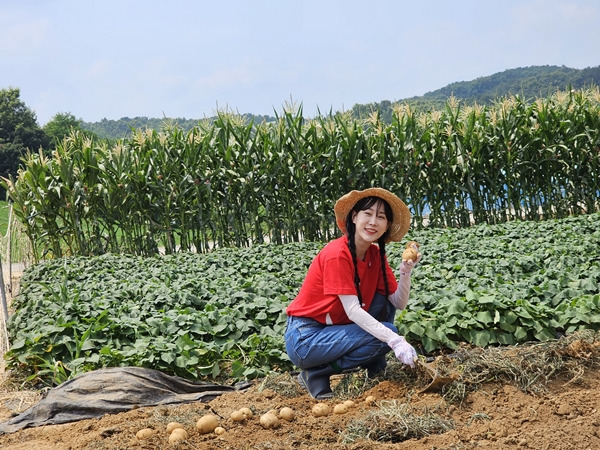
[0,213,599,448]
[0,335,599,449]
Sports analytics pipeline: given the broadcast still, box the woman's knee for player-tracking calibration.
[382,321,398,334]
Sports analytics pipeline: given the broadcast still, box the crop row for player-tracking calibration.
[3,88,600,259]
[5,213,600,386]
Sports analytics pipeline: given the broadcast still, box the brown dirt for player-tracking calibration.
[0,356,599,450]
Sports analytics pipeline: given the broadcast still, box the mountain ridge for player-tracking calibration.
[82,64,600,139]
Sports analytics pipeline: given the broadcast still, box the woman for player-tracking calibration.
[284,187,421,399]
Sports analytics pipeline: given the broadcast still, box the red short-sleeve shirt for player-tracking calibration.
[286,236,398,324]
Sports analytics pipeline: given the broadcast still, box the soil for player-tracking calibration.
[0,357,599,450]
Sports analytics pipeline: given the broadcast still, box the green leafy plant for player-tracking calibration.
[5,213,600,386]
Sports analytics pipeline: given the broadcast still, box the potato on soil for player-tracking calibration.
[239,407,253,419]
[343,400,356,408]
[312,403,330,417]
[279,407,295,421]
[168,428,189,443]
[166,422,185,434]
[364,395,376,405]
[259,412,280,429]
[196,414,219,434]
[214,426,226,435]
[333,403,348,414]
[230,410,245,422]
[136,428,155,440]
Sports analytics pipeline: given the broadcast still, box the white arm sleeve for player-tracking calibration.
[339,294,398,345]
[388,272,411,310]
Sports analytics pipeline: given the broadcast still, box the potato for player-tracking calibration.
[279,407,295,421]
[135,428,155,440]
[333,403,348,414]
[230,410,245,422]
[402,247,418,262]
[312,403,330,417]
[214,426,226,435]
[239,407,253,419]
[364,395,376,405]
[405,240,420,250]
[196,414,219,434]
[168,427,188,443]
[343,400,356,408]
[259,412,280,429]
[166,422,184,434]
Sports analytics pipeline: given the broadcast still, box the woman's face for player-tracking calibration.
[351,199,390,245]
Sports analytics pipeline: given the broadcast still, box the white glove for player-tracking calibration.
[399,257,420,275]
[389,336,417,368]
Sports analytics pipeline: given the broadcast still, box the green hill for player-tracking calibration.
[82,65,600,139]
[351,65,600,120]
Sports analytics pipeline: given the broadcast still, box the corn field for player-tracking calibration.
[2,89,600,259]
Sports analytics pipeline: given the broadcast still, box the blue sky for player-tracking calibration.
[1,0,599,125]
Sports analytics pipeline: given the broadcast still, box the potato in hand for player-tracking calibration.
[405,240,420,250]
[402,240,420,262]
[402,247,419,262]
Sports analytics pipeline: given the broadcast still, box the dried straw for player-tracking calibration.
[340,400,454,444]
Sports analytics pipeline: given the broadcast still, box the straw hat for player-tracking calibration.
[334,188,411,243]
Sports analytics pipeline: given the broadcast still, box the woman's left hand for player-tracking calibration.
[389,336,417,367]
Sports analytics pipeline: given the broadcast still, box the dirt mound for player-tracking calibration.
[0,333,599,449]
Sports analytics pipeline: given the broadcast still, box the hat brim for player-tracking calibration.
[334,188,411,243]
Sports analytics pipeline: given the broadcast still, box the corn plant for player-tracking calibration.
[2,88,599,259]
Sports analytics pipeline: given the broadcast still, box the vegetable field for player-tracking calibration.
[6,212,600,386]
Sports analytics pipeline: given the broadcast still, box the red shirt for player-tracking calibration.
[286,236,398,324]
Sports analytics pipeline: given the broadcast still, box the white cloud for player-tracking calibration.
[85,59,112,80]
[194,60,264,90]
[0,12,50,54]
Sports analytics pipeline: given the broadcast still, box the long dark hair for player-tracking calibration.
[344,196,392,303]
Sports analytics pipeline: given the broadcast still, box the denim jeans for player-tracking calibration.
[284,293,398,371]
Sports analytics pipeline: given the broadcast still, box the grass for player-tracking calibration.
[0,201,9,236]
[0,200,34,264]
[341,401,454,444]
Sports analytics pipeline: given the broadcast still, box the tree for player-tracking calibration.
[0,87,49,198]
[44,112,96,148]
[0,87,47,150]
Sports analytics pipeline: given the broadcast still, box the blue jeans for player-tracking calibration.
[284,293,398,371]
